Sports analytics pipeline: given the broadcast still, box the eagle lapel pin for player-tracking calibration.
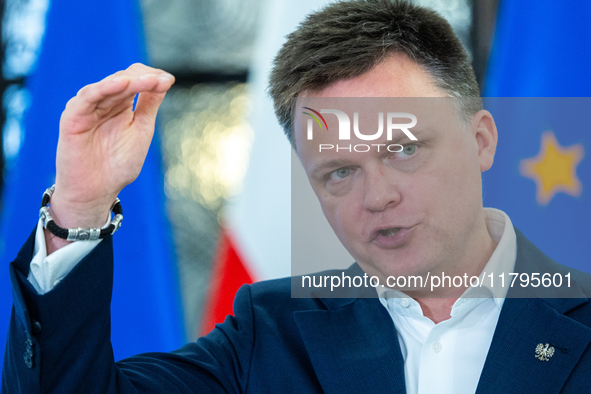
[535,343,555,361]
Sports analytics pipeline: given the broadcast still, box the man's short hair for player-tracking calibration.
[268,0,482,147]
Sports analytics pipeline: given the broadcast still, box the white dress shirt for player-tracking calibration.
[28,218,103,294]
[28,207,516,394]
[377,208,517,394]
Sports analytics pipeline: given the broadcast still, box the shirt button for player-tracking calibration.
[400,299,410,307]
[432,341,442,353]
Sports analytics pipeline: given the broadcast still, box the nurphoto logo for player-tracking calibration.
[302,107,418,152]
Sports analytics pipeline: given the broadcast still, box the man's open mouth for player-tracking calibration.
[378,227,402,237]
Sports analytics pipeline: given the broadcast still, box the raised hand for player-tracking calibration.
[46,63,175,253]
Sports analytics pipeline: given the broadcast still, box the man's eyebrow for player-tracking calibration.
[387,133,418,146]
[388,126,427,144]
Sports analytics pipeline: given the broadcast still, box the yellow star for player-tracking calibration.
[520,131,584,206]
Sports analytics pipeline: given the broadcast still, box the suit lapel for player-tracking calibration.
[294,297,406,394]
[476,228,591,393]
[476,297,591,393]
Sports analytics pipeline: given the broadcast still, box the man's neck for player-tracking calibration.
[414,212,498,324]
[414,298,456,324]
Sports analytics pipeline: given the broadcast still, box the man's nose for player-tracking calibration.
[362,167,401,211]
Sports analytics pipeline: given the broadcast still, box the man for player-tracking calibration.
[3,0,590,393]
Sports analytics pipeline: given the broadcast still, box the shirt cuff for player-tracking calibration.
[28,218,104,295]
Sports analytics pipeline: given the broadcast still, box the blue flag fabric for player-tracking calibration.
[484,1,590,274]
[0,0,185,371]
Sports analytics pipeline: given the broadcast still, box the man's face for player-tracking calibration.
[295,54,496,284]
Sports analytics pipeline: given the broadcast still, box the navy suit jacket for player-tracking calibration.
[2,228,591,393]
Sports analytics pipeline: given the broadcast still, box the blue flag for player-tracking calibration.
[484,1,590,274]
[0,0,185,371]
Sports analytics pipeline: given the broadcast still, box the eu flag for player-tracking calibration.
[484,1,590,274]
[0,0,185,372]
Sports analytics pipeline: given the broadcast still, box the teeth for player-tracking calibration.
[379,227,401,237]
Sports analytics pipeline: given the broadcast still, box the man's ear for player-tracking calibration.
[471,110,498,172]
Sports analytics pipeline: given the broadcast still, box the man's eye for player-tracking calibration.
[336,168,351,178]
[331,167,351,180]
[399,144,417,156]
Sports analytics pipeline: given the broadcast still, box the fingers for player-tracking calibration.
[65,64,174,119]
[133,90,168,132]
[96,74,173,112]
